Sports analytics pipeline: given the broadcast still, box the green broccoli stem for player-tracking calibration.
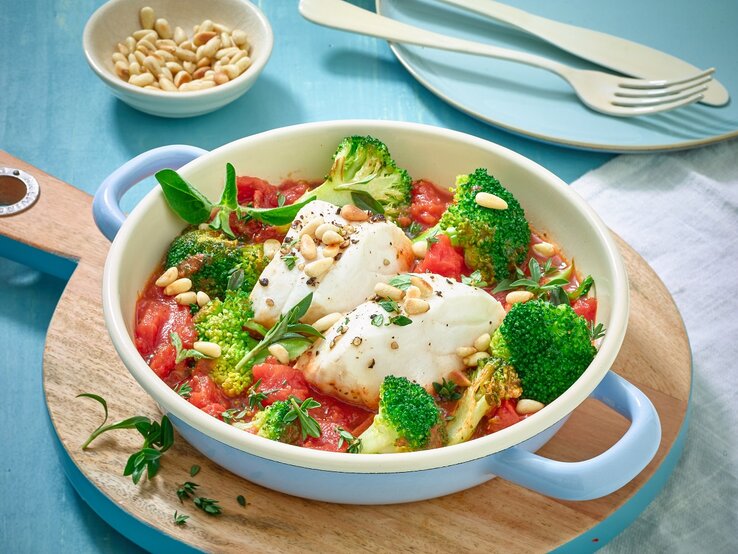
[357,417,398,454]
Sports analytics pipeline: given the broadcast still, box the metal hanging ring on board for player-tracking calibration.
[0,167,40,216]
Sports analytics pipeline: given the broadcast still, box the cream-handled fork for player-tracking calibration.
[299,0,714,117]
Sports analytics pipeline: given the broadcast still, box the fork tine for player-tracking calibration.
[604,92,704,117]
[618,68,715,90]
[615,76,713,98]
[612,86,708,108]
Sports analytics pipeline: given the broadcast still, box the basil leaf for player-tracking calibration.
[351,191,384,215]
[389,315,412,326]
[243,196,316,226]
[155,169,213,224]
[219,163,238,210]
[289,293,313,322]
[388,275,412,290]
[370,314,384,326]
[277,337,314,360]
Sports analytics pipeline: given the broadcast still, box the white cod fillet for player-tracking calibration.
[295,274,505,409]
[250,200,414,326]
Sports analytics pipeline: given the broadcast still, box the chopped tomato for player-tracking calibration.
[410,179,453,228]
[572,297,597,323]
[237,176,278,207]
[486,399,523,433]
[187,373,226,410]
[301,392,373,451]
[252,361,311,404]
[228,212,287,243]
[415,234,468,281]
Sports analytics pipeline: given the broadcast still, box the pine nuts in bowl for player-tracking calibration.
[83,0,273,117]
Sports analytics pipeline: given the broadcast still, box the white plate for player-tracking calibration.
[377,0,738,152]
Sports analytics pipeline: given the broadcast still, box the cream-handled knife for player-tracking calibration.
[435,0,729,106]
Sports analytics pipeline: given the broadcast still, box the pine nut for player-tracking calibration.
[456,346,477,358]
[175,47,196,62]
[474,333,491,352]
[339,204,369,222]
[315,223,339,241]
[412,241,427,259]
[164,277,192,296]
[267,343,290,364]
[114,61,130,80]
[129,72,155,87]
[232,29,248,46]
[199,19,214,33]
[410,276,433,297]
[133,50,145,64]
[322,244,340,258]
[192,66,209,80]
[262,238,280,260]
[215,46,239,60]
[125,36,136,52]
[194,31,217,46]
[166,61,183,73]
[137,38,156,54]
[139,6,155,30]
[183,61,196,73]
[234,56,251,74]
[304,257,334,278]
[180,40,195,52]
[179,80,216,91]
[405,285,421,299]
[159,77,177,91]
[128,61,142,75]
[156,39,177,49]
[154,18,172,40]
[196,56,211,68]
[475,192,508,210]
[213,71,229,85]
[155,266,179,287]
[173,70,191,88]
[300,234,317,260]
[463,352,490,367]
[220,32,233,48]
[506,290,534,304]
[196,291,210,307]
[132,29,154,41]
[298,217,324,238]
[516,399,545,415]
[117,42,129,56]
[143,55,162,75]
[313,312,342,332]
[155,49,176,62]
[144,85,161,91]
[229,50,247,65]
[175,291,197,305]
[112,52,127,64]
[198,36,221,60]
[221,64,239,80]
[213,23,230,33]
[533,241,555,257]
[374,282,404,300]
[159,66,173,81]
[173,26,187,45]
[194,341,221,358]
[321,230,343,245]
[404,298,430,315]
[127,53,137,65]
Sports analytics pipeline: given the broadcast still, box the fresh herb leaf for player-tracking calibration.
[241,196,316,226]
[177,481,199,502]
[237,495,247,507]
[351,190,385,215]
[491,259,574,300]
[425,229,439,245]
[171,332,209,364]
[433,378,462,401]
[173,511,189,526]
[190,464,200,477]
[378,298,400,313]
[461,270,488,288]
[406,221,422,239]
[282,254,298,270]
[175,381,192,399]
[285,396,322,440]
[208,163,239,238]
[337,427,362,453]
[370,313,384,327]
[389,315,412,326]
[227,267,245,291]
[77,393,150,450]
[155,169,214,225]
[193,497,222,516]
[589,322,606,341]
[388,274,412,290]
[247,379,269,410]
[547,286,570,306]
[569,275,594,301]
[222,408,248,424]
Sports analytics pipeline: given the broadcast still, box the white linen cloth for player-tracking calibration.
[570,140,738,552]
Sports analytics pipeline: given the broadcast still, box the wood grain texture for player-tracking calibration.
[5,153,689,553]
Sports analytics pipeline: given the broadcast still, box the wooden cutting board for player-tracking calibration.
[0,150,691,553]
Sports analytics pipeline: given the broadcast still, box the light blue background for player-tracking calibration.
[2,0,706,552]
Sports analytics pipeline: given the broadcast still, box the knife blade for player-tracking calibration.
[437,0,729,106]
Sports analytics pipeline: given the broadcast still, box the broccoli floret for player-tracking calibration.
[298,136,412,220]
[447,300,596,444]
[165,229,267,300]
[358,375,443,453]
[240,400,299,443]
[194,289,257,397]
[495,299,596,404]
[416,169,530,282]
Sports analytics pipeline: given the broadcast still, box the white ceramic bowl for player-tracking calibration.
[97,121,660,504]
[83,0,273,117]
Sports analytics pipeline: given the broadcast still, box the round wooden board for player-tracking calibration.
[1,151,691,553]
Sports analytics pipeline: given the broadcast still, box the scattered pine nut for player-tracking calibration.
[475,192,508,210]
[173,26,187,45]
[533,241,555,257]
[300,234,317,260]
[321,230,343,245]
[516,399,545,415]
[374,282,404,301]
[410,276,433,297]
[268,343,290,364]
[175,291,197,305]
[129,72,155,87]
[194,341,221,358]
[155,266,179,287]
[322,244,340,258]
[315,222,339,241]
[463,352,490,367]
[232,29,248,46]
[299,217,324,238]
[313,312,343,332]
[404,298,430,315]
[456,346,477,358]
[405,285,421,299]
[474,333,491,352]
[196,291,210,307]
[139,6,155,29]
[412,241,428,259]
[304,257,334,278]
[506,290,534,305]
[164,277,192,296]
[340,204,370,222]
[263,238,280,260]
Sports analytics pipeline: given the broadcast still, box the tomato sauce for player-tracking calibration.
[135,175,597,451]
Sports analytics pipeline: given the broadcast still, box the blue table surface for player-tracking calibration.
[4,0,684,552]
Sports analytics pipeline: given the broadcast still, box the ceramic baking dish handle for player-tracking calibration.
[487,371,661,500]
[93,145,207,241]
